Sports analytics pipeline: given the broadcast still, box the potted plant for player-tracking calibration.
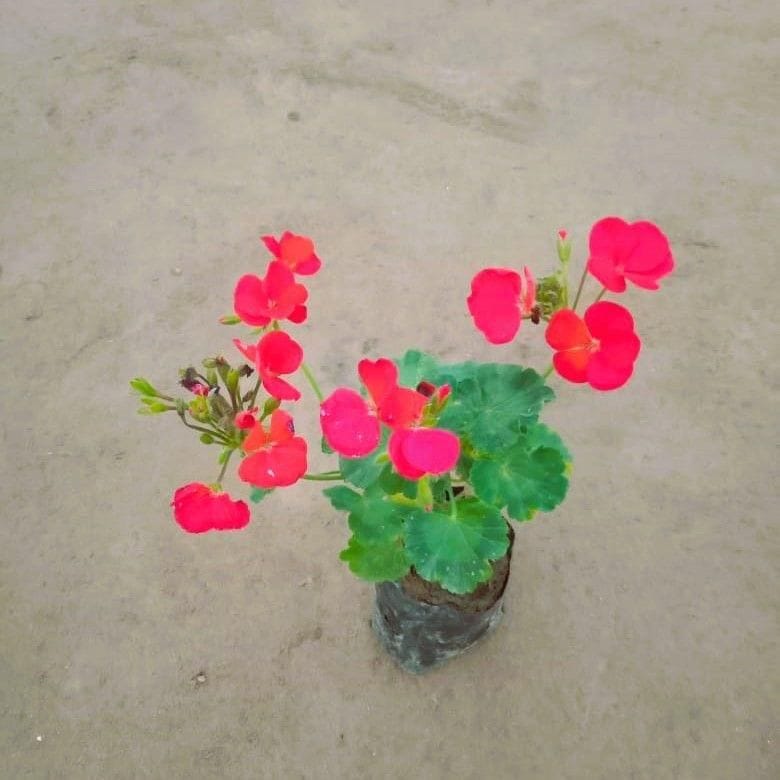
[132,219,674,673]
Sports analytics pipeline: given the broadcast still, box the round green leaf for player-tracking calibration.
[405,499,509,594]
[471,435,569,521]
[437,364,554,452]
[339,537,410,582]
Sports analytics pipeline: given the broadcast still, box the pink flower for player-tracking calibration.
[558,228,568,240]
[388,428,461,480]
[587,217,674,292]
[234,331,303,401]
[467,266,536,344]
[234,409,258,429]
[171,483,250,534]
[319,359,427,458]
[545,301,641,391]
[238,410,308,488]
[233,260,308,327]
[261,231,321,275]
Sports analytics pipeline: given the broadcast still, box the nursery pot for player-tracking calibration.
[372,525,515,674]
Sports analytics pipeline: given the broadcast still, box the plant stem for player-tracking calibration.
[215,449,234,485]
[301,362,324,403]
[593,287,607,303]
[542,363,554,380]
[570,265,589,311]
[302,472,343,481]
[179,417,231,444]
[247,378,263,409]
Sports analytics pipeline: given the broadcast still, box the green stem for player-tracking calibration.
[247,378,263,409]
[593,287,607,304]
[215,449,234,486]
[179,417,231,444]
[301,362,325,403]
[542,363,554,380]
[570,265,589,311]
[302,472,343,481]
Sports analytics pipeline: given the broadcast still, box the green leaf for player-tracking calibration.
[339,537,410,582]
[130,377,159,397]
[249,487,271,503]
[523,422,572,464]
[405,499,509,594]
[437,364,554,452]
[471,432,569,521]
[395,349,441,388]
[323,485,363,513]
[325,485,407,544]
[378,465,418,499]
[339,449,386,489]
[321,436,334,455]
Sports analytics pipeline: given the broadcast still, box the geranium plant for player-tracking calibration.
[133,219,673,648]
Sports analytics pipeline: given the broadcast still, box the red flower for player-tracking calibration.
[545,301,641,391]
[261,231,321,275]
[587,217,674,292]
[319,358,427,458]
[238,409,308,488]
[234,331,303,401]
[388,428,461,480]
[468,266,536,344]
[233,260,308,327]
[234,409,258,429]
[171,482,250,534]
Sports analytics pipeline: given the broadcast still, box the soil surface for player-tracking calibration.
[1,2,777,779]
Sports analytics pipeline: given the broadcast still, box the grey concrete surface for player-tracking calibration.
[1,1,777,778]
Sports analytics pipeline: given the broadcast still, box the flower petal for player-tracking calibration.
[320,388,380,457]
[258,331,303,375]
[583,300,635,338]
[358,358,398,407]
[288,304,308,324]
[279,232,320,275]
[268,409,295,443]
[260,234,281,258]
[243,419,271,452]
[234,274,271,326]
[263,260,296,301]
[587,252,627,292]
[238,438,307,488]
[388,429,426,480]
[401,428,460,476]
[552,349,590,383]
[233,338,257,364]
[171,483,250,534]
[379,386,427,429]
[261,373,301,401]
[467,267,522,344]
[545,309,592,351]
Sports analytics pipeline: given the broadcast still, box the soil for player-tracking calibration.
[401,526,515,613]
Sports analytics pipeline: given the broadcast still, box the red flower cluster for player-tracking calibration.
[320,359,459,480]
[546,302,641,390]
[173,232,321,533]
[587,217,674,292]
[234,331,303,401]
[172,483,250,533]
[238,409,308,489]
[467,217,673,391]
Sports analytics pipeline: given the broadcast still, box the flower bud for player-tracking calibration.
[226,369,240,396]
[130,377,159,397]
[262,397,281,417]
[200,433,214,444]
[556,229,572,264]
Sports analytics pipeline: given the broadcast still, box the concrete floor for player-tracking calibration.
[1,1,777,778]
